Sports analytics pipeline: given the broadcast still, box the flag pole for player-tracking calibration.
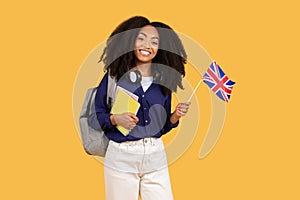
[187,79,203,103]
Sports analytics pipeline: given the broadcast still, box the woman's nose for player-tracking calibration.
[143,39,151,49]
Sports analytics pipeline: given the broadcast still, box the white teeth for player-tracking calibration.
[140,50,150,55]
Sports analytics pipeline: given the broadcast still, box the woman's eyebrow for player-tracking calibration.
[138,32,159,40]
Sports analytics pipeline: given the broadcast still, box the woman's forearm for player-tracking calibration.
[170,112,181,124]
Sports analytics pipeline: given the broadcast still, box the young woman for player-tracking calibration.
[95,16,190,200]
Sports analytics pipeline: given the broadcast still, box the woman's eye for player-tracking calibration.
[152,41,158,46]
[137,37,144,41]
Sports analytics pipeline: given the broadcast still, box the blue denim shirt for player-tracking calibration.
[95,73,179,143]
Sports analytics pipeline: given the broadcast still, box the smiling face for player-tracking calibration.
[134,25,159,66]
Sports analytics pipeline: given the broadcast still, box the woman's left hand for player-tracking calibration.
[175,102,191,117]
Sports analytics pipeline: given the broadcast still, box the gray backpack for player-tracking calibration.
[79,74,116,157]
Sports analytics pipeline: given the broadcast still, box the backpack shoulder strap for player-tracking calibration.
[106,72,117,111]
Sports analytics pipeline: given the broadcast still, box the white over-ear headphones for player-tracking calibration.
[128,70,161,84]
[128,70,142,83]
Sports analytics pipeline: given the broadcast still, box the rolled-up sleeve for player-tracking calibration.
[94,73,115,132]
[162,94,179,134]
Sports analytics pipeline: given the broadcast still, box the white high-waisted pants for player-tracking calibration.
[104,138,173,200]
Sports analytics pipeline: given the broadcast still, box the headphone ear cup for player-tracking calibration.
[153,71,162,83]
[129,70,142,83]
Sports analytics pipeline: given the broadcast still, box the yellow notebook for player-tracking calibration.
[111,86,140,136]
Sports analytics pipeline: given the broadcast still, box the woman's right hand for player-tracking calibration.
[110,113,139,130]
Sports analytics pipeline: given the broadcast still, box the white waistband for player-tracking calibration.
[124,137,160,145]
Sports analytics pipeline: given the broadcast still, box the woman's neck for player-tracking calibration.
[134,62,152,77]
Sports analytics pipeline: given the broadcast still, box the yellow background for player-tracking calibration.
[1,0,299,199]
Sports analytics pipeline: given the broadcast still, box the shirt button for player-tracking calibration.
[142,95,145,97]
[145,120,148,123]
[144,107,147,110]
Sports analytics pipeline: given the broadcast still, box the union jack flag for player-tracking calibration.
[203,61,235,102]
